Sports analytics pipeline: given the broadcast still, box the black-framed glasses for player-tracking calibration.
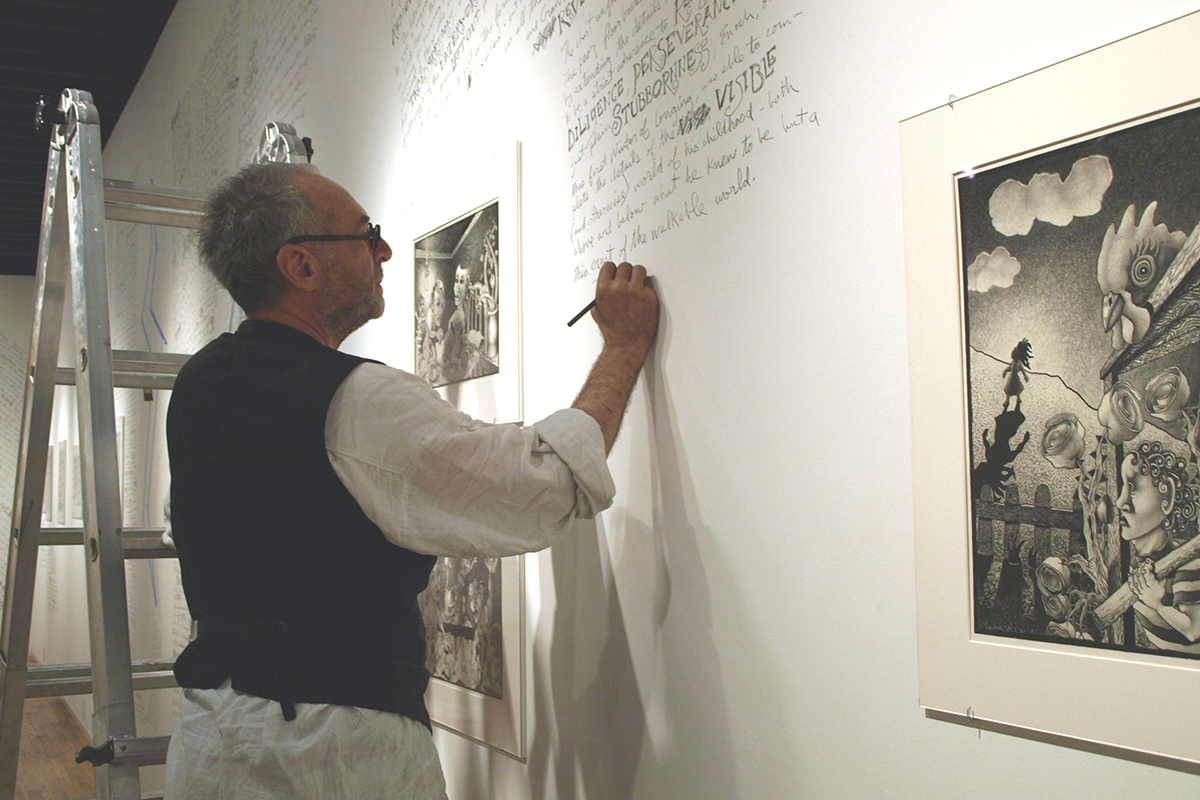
[285,222,382,251]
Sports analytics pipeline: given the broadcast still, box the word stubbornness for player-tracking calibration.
[564,0,816,279]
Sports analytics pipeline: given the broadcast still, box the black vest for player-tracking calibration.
[167,320,437,728]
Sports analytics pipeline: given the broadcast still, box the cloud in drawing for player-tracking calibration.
[967,247,1021,292]
[988,154,1112,236]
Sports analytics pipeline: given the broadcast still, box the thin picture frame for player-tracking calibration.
[409,141,523,426]
[902,11,1200,772]
[400,140,526,759]
[421,555,525,759]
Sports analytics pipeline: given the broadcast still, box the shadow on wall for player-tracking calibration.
[528,311,744,799]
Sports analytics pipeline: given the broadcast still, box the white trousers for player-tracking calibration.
[166,683,449,800]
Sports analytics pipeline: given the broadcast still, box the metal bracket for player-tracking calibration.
[255,121,314,164]
[76,735,170,768]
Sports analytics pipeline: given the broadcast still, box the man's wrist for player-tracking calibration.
[598,340,651,369]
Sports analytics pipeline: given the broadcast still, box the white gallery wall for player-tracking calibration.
[10,0,1200,797]
[0,276,33,555]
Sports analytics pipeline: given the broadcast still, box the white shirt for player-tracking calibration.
[166,362,615,799]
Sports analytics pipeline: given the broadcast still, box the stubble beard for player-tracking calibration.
[325,284,384,345]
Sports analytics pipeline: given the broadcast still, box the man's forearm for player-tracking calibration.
[572,343,648,454]
[572,261,659,453]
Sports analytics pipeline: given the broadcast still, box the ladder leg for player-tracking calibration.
[65,89,141,800]
[1,89,195,799]
[0,123,71,800]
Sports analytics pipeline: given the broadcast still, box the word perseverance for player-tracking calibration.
[631,12,709,90]
[612,39,711,135]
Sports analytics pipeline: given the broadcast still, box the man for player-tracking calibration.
[164,162,658,798]
[1118,441,1200,654]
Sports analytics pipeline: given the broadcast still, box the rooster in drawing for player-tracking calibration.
[1097,201,1187,349]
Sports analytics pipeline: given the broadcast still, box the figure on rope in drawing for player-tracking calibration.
[959,104,1200,657]
[1002,338,1032,412]
[971,339,1032,500]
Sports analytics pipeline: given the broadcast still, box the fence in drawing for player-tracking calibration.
[961,104,1200,658]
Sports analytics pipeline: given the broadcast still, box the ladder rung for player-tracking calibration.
[105,202,203,229]
[54,350,190,390]
[37,527,176,558]
[56,367,177,390]
[103,179,206,211]
[113,350,191,374]
[104,178,205,229]
[26,661,178,698]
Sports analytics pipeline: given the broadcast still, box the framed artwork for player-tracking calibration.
[401,141,526,758]
[960,104,1200,655]
[415,201,501,389]
[410,142,522,425]
[417,555,524,758]
[902,11,1200,771]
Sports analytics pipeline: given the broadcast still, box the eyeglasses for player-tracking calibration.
[285,222,382,252]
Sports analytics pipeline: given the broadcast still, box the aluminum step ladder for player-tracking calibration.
[0,88,204,800]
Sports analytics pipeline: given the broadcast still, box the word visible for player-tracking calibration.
[715,44,775,116]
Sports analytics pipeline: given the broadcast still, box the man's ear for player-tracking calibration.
[275,244,320,293]
[1163,480,1177,518]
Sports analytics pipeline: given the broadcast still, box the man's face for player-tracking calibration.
[1117,454,1171,556]
[454,265,469,305]
[295,174,392,339]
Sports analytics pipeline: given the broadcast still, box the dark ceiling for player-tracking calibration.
[1,0,179,276]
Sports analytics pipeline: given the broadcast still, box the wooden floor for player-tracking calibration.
[15,696,95,800]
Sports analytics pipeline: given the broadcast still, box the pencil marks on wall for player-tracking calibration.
[170,0,318,192]
[386,0,820,285]
[390,0,566,144]
[564,0,818,281]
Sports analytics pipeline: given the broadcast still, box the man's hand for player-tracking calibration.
[1131,560,1169,609]
[573,262,660,454]
[591,261,659,354]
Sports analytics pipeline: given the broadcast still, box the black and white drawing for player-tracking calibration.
[961,103,1200,659]
[414,201,500,388]
[418,556,503,699]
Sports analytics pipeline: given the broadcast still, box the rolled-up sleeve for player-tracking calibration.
[324,362,615,557]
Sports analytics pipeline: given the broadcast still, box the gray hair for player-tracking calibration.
[198,162,323,312]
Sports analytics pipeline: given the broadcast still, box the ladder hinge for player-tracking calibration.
[76,740,113,766]
[76,735,170,768]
